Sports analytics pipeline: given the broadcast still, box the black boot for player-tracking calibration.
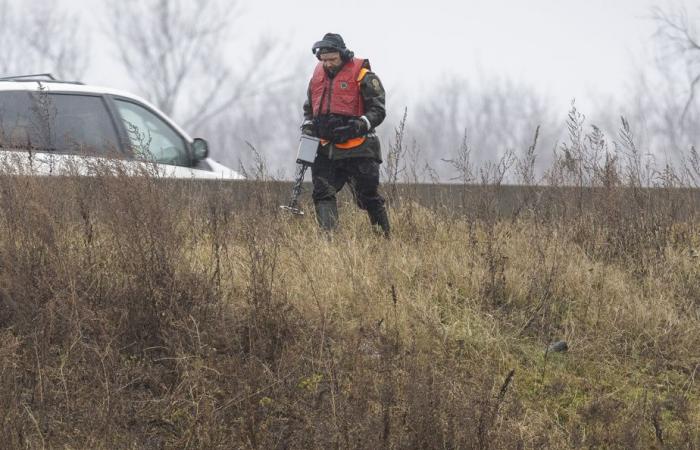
[315,200,338,232]
[368,207,390,238]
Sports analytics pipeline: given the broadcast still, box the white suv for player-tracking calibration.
[0,74,242,179]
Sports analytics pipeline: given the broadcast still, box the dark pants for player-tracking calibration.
[311,153,389,234]
[311,154,390,238]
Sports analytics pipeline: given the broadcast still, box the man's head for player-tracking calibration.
[318,51,343,72]
[312,33,353,72]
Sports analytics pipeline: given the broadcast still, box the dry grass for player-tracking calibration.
[0,104,698,449]
[0,158,698,449]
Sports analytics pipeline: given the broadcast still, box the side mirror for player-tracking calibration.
[192,138,209,161]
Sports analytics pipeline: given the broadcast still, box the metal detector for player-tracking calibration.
[280,135,319,215]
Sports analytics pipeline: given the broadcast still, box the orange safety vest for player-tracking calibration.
[309,58,369,149]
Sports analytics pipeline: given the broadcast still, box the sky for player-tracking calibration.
[225,0,691,113]
[60,0,692,117]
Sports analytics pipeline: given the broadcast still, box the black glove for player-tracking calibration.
[331,125,355,144]
[301,121,316,137]
[331,117,368,144]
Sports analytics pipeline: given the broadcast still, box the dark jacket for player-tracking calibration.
[303,59,386,162]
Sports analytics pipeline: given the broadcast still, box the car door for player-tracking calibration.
[108,96,243,179]
[0,91,123,155]
[0,90,126,175]
[110,97,192,167]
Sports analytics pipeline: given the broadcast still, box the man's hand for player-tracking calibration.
[301,120,316,137]
[331,125,355,144]
[331,117,369,143]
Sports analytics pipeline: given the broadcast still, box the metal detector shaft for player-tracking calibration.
[280,162,309,215]
[280,134,319,215]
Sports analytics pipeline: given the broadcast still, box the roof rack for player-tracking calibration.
[0,73,84,85]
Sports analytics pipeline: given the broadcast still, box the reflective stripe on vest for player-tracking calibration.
[319,133,376,150]
[335,136,366,149]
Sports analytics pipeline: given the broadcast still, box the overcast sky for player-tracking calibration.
[237,0,693,111]
[60,0,692,115]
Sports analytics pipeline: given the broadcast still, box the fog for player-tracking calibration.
[2,0,698,180]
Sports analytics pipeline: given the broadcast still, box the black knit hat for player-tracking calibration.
[311,33,346,55]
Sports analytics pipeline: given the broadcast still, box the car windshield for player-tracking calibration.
[114,99,190,166]
[0,91,121,154]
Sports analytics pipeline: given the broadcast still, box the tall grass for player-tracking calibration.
[0,111,699,448]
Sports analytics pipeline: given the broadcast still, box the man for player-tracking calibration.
[301,32,390,237]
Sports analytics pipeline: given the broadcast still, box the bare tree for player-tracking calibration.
[0,0,89,79]
[104,0,280,130]
[410,73,557,181]
[587,5,700,164]
[652,4,700,123]
[613,58,699,161]
[0,0,22,75]
[202,59,308,177]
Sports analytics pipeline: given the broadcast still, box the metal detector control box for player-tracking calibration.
[296,135,320,165]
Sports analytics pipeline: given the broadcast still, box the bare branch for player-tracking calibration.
[652,5,700,125]
[652,6,700,54]
[183,38,286,131]
[103,0,280,129]
[681,73,700,123]
[414,73,555,180]
[0,0,89,79]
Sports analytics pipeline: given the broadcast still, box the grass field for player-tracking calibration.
[0,156,698,449]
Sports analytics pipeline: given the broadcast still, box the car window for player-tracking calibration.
[114,99,189,166]
[51,94,121,154]
[0,91,46,149]
[0,91,121,154]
